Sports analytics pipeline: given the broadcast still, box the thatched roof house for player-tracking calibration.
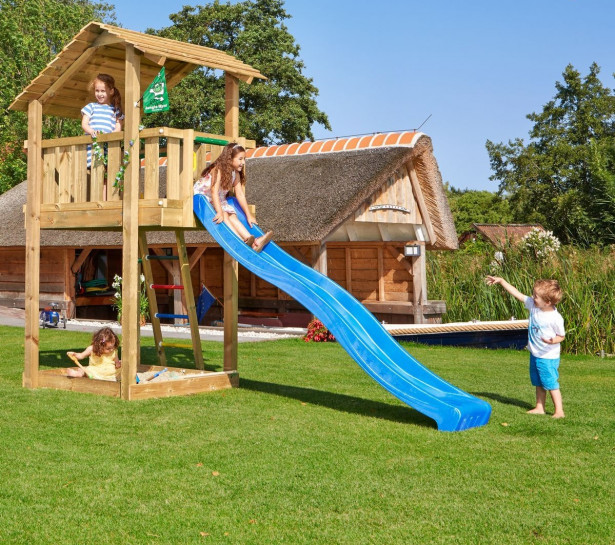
[0,131,455,325]
[458,223,544,248]
[1,131,455,249]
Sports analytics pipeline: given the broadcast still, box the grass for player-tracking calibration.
[0,325,614,544]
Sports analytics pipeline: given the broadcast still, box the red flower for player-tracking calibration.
[303,319,335,343]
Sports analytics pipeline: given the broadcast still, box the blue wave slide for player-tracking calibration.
[194,194,491,431]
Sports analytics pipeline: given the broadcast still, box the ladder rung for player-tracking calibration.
[150,284,184,290]
[155,313,189,320]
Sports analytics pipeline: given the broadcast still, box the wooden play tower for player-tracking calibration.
[9,22,266,399]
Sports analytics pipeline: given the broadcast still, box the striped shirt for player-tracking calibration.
[81,102,123,166]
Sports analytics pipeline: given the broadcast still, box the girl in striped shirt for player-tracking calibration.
[81,73,124,166]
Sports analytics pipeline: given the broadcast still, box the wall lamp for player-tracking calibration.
[403,244,421,257]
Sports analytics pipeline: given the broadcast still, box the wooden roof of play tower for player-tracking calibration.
[9,21,266,118]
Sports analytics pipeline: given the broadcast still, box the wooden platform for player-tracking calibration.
[40,199,198,230]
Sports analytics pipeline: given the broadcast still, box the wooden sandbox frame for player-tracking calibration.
[10,22,265,400]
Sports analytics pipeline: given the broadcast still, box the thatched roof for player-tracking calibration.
[459,223,544,247]
[9,21,265,119]
[0,132,457,250]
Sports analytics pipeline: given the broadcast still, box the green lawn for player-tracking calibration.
[0,325,613,545]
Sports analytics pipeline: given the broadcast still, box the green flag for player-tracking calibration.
[143,67,170,114]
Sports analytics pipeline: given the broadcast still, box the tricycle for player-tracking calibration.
[39,303,67,329]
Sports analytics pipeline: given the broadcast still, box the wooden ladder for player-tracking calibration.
[138,229,204,370]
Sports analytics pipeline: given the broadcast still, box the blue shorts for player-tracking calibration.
[529,354,560,390]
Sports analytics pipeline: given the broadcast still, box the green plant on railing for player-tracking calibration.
[91,134,107,165]
[91,135,133,193]
[112,273,149,324]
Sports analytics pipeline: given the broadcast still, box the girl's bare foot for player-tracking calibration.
[253,231,273,253]
[552,412,565,419]
[527,408,546,415]
[244,235,255,246]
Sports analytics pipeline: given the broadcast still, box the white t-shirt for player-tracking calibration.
[524,296,565,359]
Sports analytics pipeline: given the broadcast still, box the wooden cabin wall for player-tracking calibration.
[183,242,424,326]
[0,247,71,311]
[0,242,440,325]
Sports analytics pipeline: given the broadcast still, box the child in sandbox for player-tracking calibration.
[485,276,565,418]
[194,142,273,252]
[66,327,121,381]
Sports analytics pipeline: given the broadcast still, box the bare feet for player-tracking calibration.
[552,412,565,419]
[244,235,255,246]
[253,231,273,253]
[527,408,546,415]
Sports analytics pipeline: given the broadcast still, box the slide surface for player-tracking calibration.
[194,195,491,431]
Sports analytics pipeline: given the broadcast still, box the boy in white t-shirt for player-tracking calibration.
[486,276,565,418]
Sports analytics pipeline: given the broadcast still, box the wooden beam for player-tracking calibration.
[120,45,141,399]
[345,247,352,293]
[176,230,204,370]
[377,246,385,301]
[139,230,166,367]
[407,163,437,244]
[166,63,197,90]
[144,53,166,66]
[312,242,328,276]
[189,246,206,270]
[224,73,239,139]
[24,100,43,389]
[70,247,94,274]
[412,246,427,324]
[39,47,98,106]
[223,251,238,372]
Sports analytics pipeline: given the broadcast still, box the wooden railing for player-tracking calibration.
[32,128,253,229]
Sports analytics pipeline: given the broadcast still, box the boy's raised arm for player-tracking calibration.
[485,276,527,303]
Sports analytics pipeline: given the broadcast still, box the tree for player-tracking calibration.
[445,185,512,235]
[486,63,615,246]
[146,0,330,145]
[0,0,116,193]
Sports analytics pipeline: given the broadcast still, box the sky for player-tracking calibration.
[112,0,615,191]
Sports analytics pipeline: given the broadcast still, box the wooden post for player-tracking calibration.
[223,72,240,372]
[313,242,328,276]
[176,230,204,370]
[223,251,238,372]
[225,73,240,139]
[411,242,427,324]
[138,230,166,367]
[120,45,141,399]
[24,99,43,389]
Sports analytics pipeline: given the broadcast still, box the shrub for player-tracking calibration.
[304,318,335,343]
[112,274,150,323]
[427,245,615,355]
[521,227,561,261]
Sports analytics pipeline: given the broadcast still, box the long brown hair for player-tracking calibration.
[91,327,119,357]
[90,73,123,117]
[200,143,246,192]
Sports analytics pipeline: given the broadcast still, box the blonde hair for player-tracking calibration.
[533,279,563,305]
